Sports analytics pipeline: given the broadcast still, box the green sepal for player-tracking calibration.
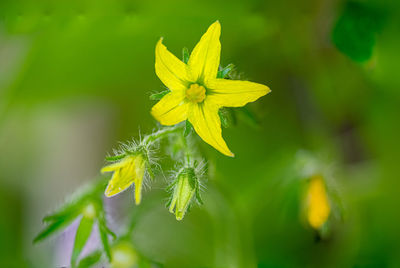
[71,216,95,266]
[165,197,172,208]
[105,154,126,162]
[150,90,170,101]
[77,250,102,268]
[183,120,193,137]
[237,106,259,128]
[182,47,190,64]
[217,64,235,78]
[166,178,178,192]
[218,108,236,128]
[146,161,155,180]
[165,178,179,208]
[195,185,203,205]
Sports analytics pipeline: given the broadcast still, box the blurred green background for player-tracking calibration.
[1,0,400,267]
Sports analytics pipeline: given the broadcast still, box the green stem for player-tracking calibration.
[181,132,191,166]
[143,126,181,145]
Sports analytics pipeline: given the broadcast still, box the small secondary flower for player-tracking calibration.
[151,21,270,157]
[101,154,146,204]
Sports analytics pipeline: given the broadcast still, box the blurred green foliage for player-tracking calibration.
[332,1,385,62]
[0,0,400,267]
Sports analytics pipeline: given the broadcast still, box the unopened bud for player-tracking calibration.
[111,241,138,268]
[306,174,331,230]
[82,203,96,219]
[169,169,197,221]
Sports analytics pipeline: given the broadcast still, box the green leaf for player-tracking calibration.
[96,200,115,262]
[183,120,192,137]
[42,201,85,223]
[217,64,235,78]
[77,250,102,268]
[44,178,108,223]
[71,216,95,266]
[34,214,79,243]
[182,47,190,64]
[34,178,108,244]
[105,153,126,162]
[150,90,170,101]
[332,1,385,62]
[99,225,112,262]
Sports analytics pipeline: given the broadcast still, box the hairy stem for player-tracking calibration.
[144,125,181,145]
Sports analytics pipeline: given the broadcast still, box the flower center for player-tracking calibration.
[186,84,206,103]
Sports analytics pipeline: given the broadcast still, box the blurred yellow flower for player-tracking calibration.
[306,175,331,229]
[151,21,270,156]
[101,154,145,204]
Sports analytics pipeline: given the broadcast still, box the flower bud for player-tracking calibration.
[169,169,197,221]
[306,174,331,230]
[110,241,138,268]
[101,153,146,205]
[82,203,96,219]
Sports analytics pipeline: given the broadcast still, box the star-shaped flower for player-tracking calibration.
[151,21,270,156]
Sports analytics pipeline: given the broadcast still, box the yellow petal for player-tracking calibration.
[104,156,137,197]
[307,175,331,229]
[188,100,234,157]
[206,78,271,107]
[188,21,221,83]
[151,91,189,126]
[155,38,191,91]
[105,167,134,197]
[101,159,129,173]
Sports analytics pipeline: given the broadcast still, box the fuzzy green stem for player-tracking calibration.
[181,132,191,166]
[144,126,181,145]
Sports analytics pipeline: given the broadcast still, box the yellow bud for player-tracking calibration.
[306,175,331,229]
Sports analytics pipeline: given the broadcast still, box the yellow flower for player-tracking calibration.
[306,175,331,229]
[151,21,271,157]
[101,154,146,205]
